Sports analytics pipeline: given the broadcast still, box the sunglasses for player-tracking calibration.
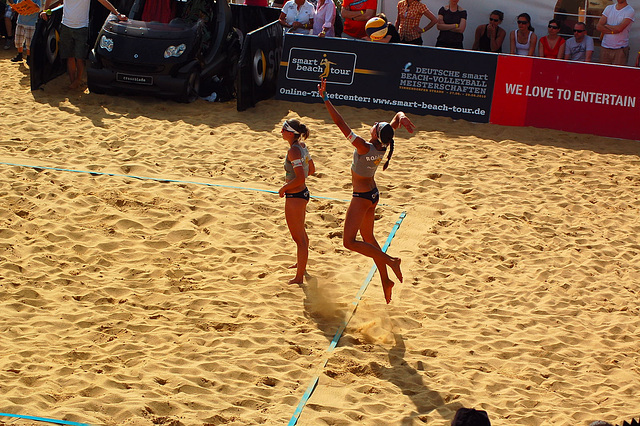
[489,18,500,22]
[517,20,528,25]
[573,28,585,33]
[548,25,559,29]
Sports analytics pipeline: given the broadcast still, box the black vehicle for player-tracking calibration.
[87,0,241,102]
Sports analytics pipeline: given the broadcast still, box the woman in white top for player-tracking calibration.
[510,12,537,56]
[279,0,315,34]
[313,0,336,37]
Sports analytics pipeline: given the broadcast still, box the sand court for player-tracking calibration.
[2,48,640,425]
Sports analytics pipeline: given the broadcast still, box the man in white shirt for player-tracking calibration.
[40,0,126,88]
[596,0,635,66]
[565,22,594,62]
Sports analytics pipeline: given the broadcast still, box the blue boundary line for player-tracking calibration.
[287,211,407,426]
[0,412,90,426]
[0,161,350,202]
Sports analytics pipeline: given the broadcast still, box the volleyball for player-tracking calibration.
[365,17,388,40]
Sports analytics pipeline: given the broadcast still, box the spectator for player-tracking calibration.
[245,0,268,6]
[565,22,594,62]
[9,0,41,63]
[472,9,505,52]
[279,0,314,34]
[510,12,537,56]
[538,19,565,59]
[3,0,16,49]
[395,0,436,45]
[41,0,126,89]
[313,0,335,37]
[341,0,376,39]
[364,14,400,43]
[596,0,635,66]
[435,0,466,49]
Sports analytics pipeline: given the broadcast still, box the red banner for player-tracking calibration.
[491,55,640,141]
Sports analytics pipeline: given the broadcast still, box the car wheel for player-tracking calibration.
[178,68,201,103]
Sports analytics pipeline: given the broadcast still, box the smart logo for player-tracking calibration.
[286,48,356,85]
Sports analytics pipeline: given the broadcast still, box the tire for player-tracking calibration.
[177,68,201,103]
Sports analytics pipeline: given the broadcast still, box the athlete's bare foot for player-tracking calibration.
[382,278,394,304]
[289,275,304,284]
[389,257,403,283]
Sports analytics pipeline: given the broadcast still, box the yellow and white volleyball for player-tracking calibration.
[365,17,388,40]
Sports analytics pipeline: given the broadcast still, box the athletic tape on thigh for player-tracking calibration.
[287,211,407,426]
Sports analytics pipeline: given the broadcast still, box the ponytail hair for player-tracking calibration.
[285,119,310,141]
[383,140,394,171]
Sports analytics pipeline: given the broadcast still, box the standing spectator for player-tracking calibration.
[313,0,335,37]
[565,22,594,62]
[596,0,635,66]
[3,0,16,49]
[435,0,466,49]
[472,9,505,52]
[341,0,375,39]
[40,0,127,89]
[510,13,537,56]
[279,0,315,34]
[395,0,437,45]
[9,0,41,63]
[538,19,565,59]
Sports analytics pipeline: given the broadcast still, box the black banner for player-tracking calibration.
[236,21,284,112]
[276,35,499,123]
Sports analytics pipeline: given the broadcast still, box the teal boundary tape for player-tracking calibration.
[287,211,407,426]
[0,412,90,426]
[0,161,349,202]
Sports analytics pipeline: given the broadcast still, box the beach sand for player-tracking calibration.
[1,49,640,426]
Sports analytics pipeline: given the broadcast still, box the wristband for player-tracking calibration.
[455,23,459,29]
[44,8,51,15]
[347,131,358,142]
[421,28,426,33]
[322,92,328,101]
[360,9,364,14]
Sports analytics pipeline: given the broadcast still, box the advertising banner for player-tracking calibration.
[276,35,498,123]
[491,55,640,140]
[237,21,284,111]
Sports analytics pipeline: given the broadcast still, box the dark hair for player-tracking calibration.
[377,12,388,23]
[285,119,310,140]
[518,13,534,32]
[490,10,503,21]
[451,408,491,426]
[377,122,395,170]
[548,19,561,27]
[574,21,587,30]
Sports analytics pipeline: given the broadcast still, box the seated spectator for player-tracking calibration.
[510,12,536,56]
[395,0,437,45]
[364,13,400,42]
[279,0,315,34]
[313,0,336,37]
[538,19,565,59]
[565,22,594,61]
[472,9,505,52]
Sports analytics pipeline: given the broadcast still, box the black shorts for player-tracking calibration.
[285,187,310,201]
[352,187,379,203]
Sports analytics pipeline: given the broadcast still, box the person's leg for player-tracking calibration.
[11,24,23,61]
[67,58,78,84]
[285,197,309,284]
[357,202,402,303]
[600,47,614,65]
[343,198,403,286]
[71,58,85,88]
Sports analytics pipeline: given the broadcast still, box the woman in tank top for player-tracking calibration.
[279,119,316,284]
[317,78,415,304]
[435,0,467,49]
[510,13,537,56]
[472,10,506,53]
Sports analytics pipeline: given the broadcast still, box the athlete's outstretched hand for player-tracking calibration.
[399,114,416,133]
[318,78,327,101]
